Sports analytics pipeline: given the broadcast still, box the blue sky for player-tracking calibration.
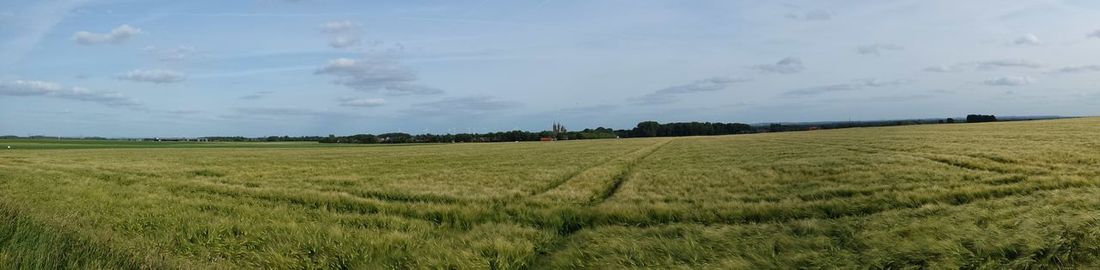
[2,0,1100,137]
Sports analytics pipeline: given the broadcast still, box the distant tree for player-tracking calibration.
[946,118,955,124]
[769,123,783,132]
[966,114,997,123]
[633,121,661,137]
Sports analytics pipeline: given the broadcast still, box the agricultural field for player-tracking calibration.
[2,117,1100,269]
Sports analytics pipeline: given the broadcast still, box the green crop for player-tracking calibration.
[2,118,1099,269]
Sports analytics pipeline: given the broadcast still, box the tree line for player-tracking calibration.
[318,128,621,144]
[966,114,997,123]
[317,121,756,144]
[3,114,1026,144]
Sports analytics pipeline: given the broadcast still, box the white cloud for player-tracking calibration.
[976,59,1041,70]
[922,65,959,73]
[984,76,1034,86]
[752,57,805,74]
[1012,33,1041,46]
[319,20,363,49]
[409,96,520,115]
[926,59,1041,72]
[854,78,912,87]
[320,20,360,33]
[856,43,903,55]
[232,107,351,118]
[383,84,443,96]
[117,69,186,84]
[239,91,275,100]
[143,46,196,62]
[0,80,140,108]
[314,56,443,95]
[338,97,385,107]
[1051,65,1100,74]
[786,10,831,21]
[784,78,911,96]
[631,76,751,105]
[1088,29,1100,39]
[73,24,141,45]
[328,36,361,49]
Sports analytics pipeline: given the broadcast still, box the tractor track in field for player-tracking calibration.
[522,175,1095,269]
[776,139,1056,176]
[526,152,629,198]
[525,139,674,205]
[173,137,1089,230]
[591,139,673,205]
[528,139,674,199]
[155,136,1098,269]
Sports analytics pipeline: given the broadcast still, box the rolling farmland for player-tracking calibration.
[2,118,1100,269]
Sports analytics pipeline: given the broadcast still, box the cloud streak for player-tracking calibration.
[0,0,88,67]
[856,43,903,55]
[752,57,805,74]
[409,96,519,115]
[143,46,197,62]
[117,69,186,84]
[630,76,751,105]
[1012,33,1041,46]
[314,56,443,95]
[319,20,363,49]
[984,76,1034,86]
[0,80,140,108]
[786,10,831,21]
[784,79,911,96]
[338,97,385,107]
[924,59,1042,72]
[976,59,1041,70]
[238,91,275,100]
[73,24,141,45]
[1050,65,1100,74]
[232,107,351,118]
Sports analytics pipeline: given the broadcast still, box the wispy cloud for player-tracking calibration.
[142,46,197,62]
[232,107,351,118]
[630,76,751,105]
[786,10,831,21]
[984,76,1034,86]
[117,69,185,84]
[555,104,618,115]
[1012,33,1041,46]
[922,65,960,73]
[338,97,385,107]
[975,59,1041,70]
[191,65,315,79]
[238,91,275,100]
[924,59,1041,72]
[319,20,363,49]
[856,43,903,55]
[73,24,141,45]
[314,56,443,95]
[1088,29,1100,39]
[408,96,520,115]
[784,79,911,96]
[751,57,805,74]
[864,94,934,102]
[0,80,140,108]
[0,0,88,67]
[1049,65,1100,74]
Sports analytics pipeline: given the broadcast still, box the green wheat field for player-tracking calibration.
[2,117,1100,269]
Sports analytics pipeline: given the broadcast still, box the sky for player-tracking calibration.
[2,0,1100,137]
